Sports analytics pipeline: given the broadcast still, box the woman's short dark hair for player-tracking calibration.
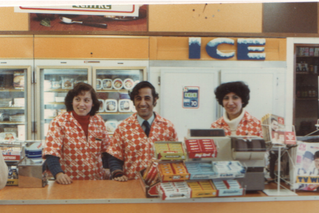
[65,82,100,116]
[215,81,250,108]
[129,81,159,105]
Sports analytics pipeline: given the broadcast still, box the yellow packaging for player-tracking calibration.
[154,141,186,160]
[158,162,190,182]
[188,180,218,198]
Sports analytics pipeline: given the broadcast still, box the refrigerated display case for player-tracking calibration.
[93,67,146,136]
[0,66,32,141]
[294,45,319,135]
[36,66,92,139]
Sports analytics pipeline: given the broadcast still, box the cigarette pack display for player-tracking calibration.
[158,162,190,182]
[185,138,218,158]
[158,181,191,200]
[105,120,118,134]
[154,141,186,160]
[102,79,112,90]
[213,180,244,197]
[123,78,134,90]
[112,78,123,90]
[13,71,24,89]
[9,114,25,122]
[98,99,104,112]
[187,180,218,198]
[212,161,246,178]
[138,170,160,198]
[185,161,217,180]
[62,77,74,89]
[104,99,117,112]
[118,99,131,112]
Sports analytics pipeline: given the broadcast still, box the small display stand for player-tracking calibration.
[262,124,298,196]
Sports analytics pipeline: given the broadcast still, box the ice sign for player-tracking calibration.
[183,86,199,109]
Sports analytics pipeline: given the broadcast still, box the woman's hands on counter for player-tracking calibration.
[56,172,73,185]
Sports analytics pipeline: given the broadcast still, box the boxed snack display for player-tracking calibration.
[185,161,217,180]
[13,71,24,89]
[119,99,131,112]
[112,78,123,90]
[102,79,112,90]
[158,181,191,200]
[0,132,16,141]
[213,180,244,196]
[0,98,12,107]
[138,169,160,198]
[212,161,246,178]
[104,99,117,112]
[185,138,217,158]
[142,160,159,185]
[154,141,186,160]
[158,161,190,182]
[1,146,21,161]
[187,180,218,198]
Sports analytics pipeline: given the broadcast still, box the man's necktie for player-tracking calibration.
[143,120,150,137]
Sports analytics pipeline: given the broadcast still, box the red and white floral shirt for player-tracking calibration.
[107,112,178,180]
[43,112,110,180]
[211,111,263,137]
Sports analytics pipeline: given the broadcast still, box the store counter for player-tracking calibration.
[1,180,319,213]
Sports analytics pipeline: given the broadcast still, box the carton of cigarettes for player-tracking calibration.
[158,181,191,200]
[212,161,246,178]
[154,141,186,160]
[187,180,218,198]
[185,139,217,158]
[185,161,217,180]
[158,161,190,182]
[213,180,244,197]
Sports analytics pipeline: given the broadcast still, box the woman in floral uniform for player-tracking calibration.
[211,81,262,137]
[43,82,110,185]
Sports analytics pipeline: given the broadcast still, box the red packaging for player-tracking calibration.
[185,139,217,158]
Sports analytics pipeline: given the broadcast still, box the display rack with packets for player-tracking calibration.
[185,138,218,158]
[154,141,186,160]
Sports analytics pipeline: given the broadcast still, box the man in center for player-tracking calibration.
[107,81,178,181]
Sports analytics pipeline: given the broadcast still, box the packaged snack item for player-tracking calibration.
[98,99,105,112]
[213,180,244,196]
[185,139,218,158]
[105,120,118,134]
[104,99,117,112]
[102,79,112,90]
[112,78,123,90]
[187,180,218,198]
[154,141,186,160]
[185,161,217,180]
[51,76,61,89]
[96,79,102,90]
[212,161,246,178]
[123,78,134,90]
[158,162,190,182]
[0,132,16,141]
[62,77,73,89]
[158,181,191,200]
[118,99,131,112]
[9,114,25,122]
[13,71,24,89]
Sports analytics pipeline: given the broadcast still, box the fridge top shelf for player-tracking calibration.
[0,89,24,92]
[0,107,24,110]
[0,121,25,124]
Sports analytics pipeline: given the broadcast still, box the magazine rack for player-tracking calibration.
[262,124,298,196]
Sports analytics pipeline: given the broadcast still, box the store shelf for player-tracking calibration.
[0,121,25,124]
[44,89,70,92]
[296,98,318,100]
[97,89,129,93]
[0,89,24,92]
[98,112,133,115]
[0,107,24,110]
[44,102,64,105]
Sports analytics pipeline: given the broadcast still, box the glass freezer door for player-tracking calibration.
[0,67,32,141]
[36,66,91,140]
[93,67,146,136]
